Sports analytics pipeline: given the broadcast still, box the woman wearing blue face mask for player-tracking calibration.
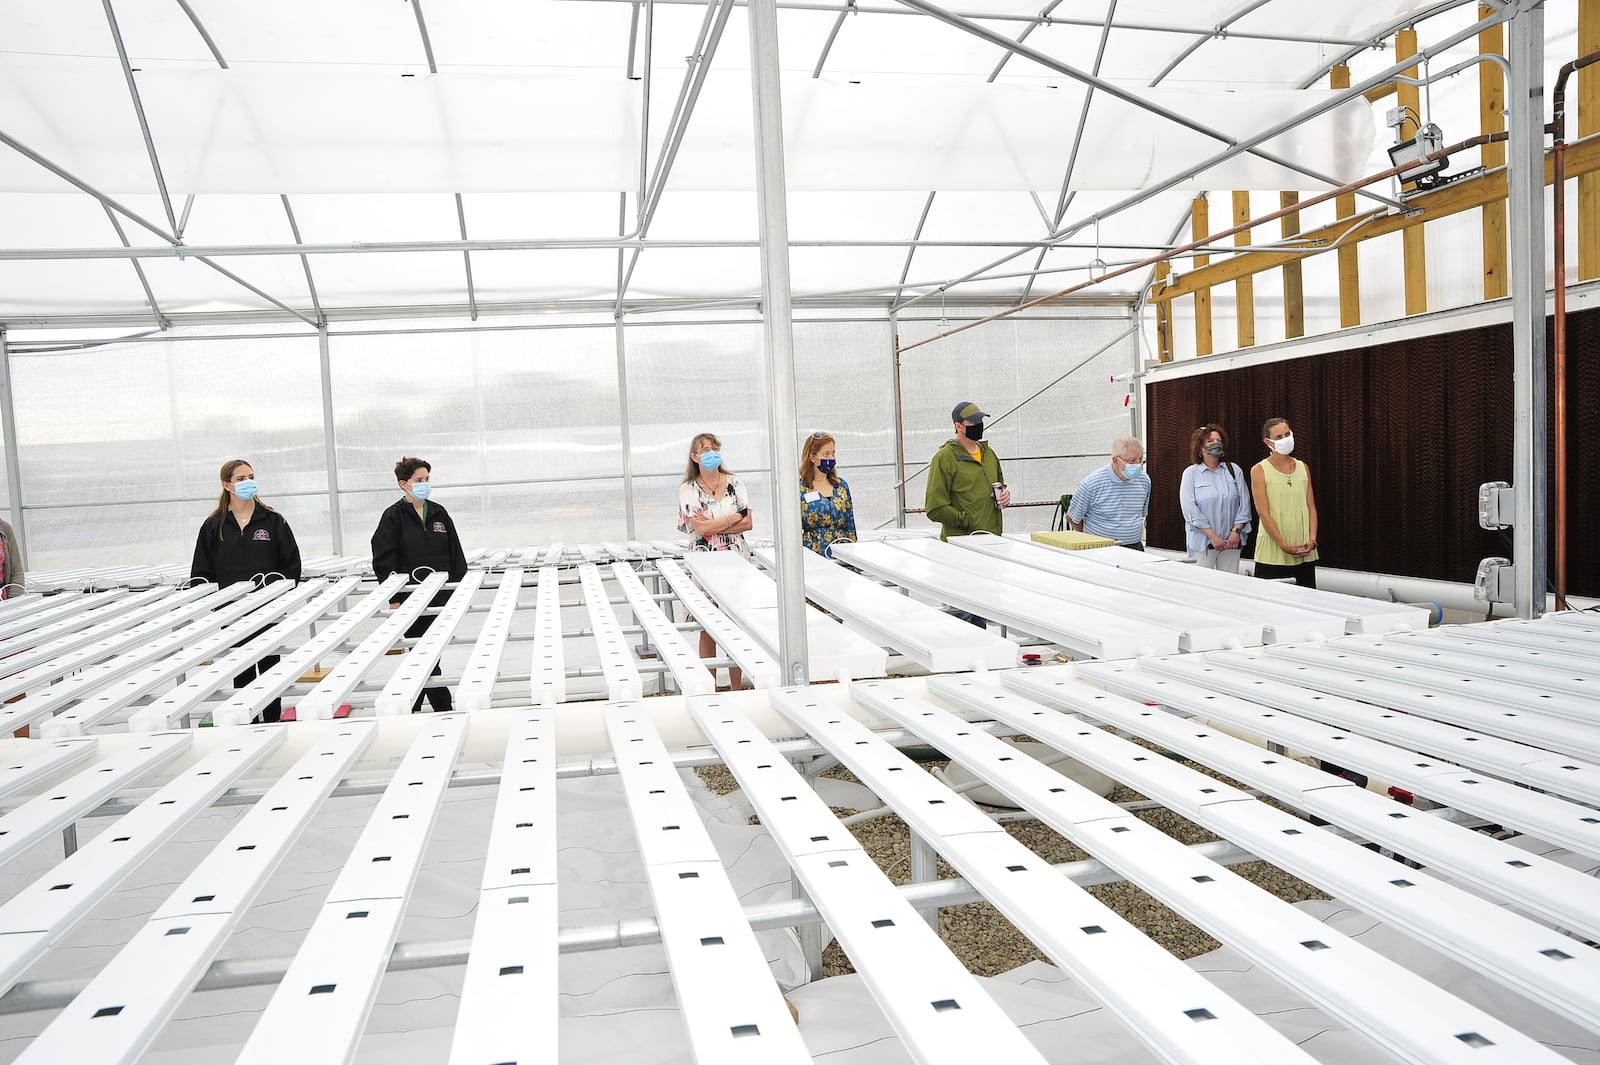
[190,458,303,721]
[678,431,753,690]
[798,431,857,558]
[372,456,469,712]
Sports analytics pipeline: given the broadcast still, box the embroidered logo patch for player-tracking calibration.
[432,521,446,533]
[252,529,271,541]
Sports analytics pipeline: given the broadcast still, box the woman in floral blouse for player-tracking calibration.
[678,431,753,688]
[799,431,857,558]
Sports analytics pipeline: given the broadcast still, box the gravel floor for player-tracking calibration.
[693,742,1330,979]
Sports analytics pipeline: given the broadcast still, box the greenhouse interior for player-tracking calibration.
[0,0,1598,1062]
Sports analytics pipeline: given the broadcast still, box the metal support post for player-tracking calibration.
[615,316,638,539]
[0,327,26,573]
[748,0,809,685]
[910,831,939,929]
[318,326,345,555]
[889,311,908,528]
[1507,1,1548,619]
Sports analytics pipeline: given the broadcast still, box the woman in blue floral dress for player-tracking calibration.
[799,432,857,558]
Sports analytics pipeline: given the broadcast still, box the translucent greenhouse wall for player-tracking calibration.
[1,309,1137,571]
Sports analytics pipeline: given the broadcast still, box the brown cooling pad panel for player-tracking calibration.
[1145,304,1597,598]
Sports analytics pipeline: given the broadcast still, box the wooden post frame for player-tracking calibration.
[1191,195,1213,356]
[1232,191,1255,348]
[1332,65,1362,327]
[1580,0,1600,280]
[1397,29,1429,315]
[1280,192,1305,338]
[1480,8,1509,299]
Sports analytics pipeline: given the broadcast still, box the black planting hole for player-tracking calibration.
[499,965,524,976]
[309,984,336,995]
[931,999,961,1013]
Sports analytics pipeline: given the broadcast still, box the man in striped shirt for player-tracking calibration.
[1067,436,1151,549]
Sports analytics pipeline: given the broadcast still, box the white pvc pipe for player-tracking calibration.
[1146,548,1599,618]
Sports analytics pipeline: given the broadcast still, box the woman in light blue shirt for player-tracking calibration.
[1179,424,1252,573]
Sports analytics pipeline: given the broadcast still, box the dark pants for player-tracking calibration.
[1254,561,1317,588]
[235,655,282,724]
[405,592,454,713]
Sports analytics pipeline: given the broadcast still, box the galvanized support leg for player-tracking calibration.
[747,0,809,685]
[0,327,26,573]
[318,325,345,555]
[910,831,939,929]
[1507,1,1548,618]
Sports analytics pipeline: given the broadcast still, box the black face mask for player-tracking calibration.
[1204,442,1225,458]
[964,421,985,441]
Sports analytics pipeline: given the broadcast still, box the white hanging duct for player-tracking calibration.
[0,556,1596,1060]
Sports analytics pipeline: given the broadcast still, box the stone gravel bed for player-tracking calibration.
[694,745,1331,978]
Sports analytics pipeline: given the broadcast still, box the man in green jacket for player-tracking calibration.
[926,400,1010,541]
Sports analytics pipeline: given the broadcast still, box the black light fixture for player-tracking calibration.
[1388,123,1447,187]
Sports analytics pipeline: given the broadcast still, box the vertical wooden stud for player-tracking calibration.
[1396,28,1429,315]
[1232,191,1255,348]
[1280,192,1305,338]
[1479,8,1508,299]
[1332,65,1362,328]
[1192,195,1213,356]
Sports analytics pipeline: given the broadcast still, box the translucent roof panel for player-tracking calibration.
[0,0,1572,325]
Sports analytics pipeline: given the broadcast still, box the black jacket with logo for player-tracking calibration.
[371,498,469,603]
[190,506,303,588]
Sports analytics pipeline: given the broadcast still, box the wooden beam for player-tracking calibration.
[1363,82,1398,104]
[1232,191,1255,348]
[1192,195,1213,356]
[1280,192,1305,338]
[1151,136,1600,303]
[1479,7,1508,300]
[1397,29,1428,315]
[1580,0,1600,281]
[1332,64,1361,327]
[1153,261,1173,362]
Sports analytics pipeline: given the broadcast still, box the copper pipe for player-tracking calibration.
[898,132,1508,354]
[1548,49,1600,612]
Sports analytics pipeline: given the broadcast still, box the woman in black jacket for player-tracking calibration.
[371,456,468,712]
[190,458,302,722]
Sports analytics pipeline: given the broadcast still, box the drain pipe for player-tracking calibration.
[1547,48,1600,612]
[1143,548,1598,617]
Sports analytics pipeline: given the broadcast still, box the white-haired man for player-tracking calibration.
[1068,436,1151,549]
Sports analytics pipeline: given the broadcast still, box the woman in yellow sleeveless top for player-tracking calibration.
[1249,416,1319,588]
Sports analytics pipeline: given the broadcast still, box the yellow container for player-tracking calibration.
[1030,530,1116,550]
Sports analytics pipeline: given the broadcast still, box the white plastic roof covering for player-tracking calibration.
[0,0,1531,323]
